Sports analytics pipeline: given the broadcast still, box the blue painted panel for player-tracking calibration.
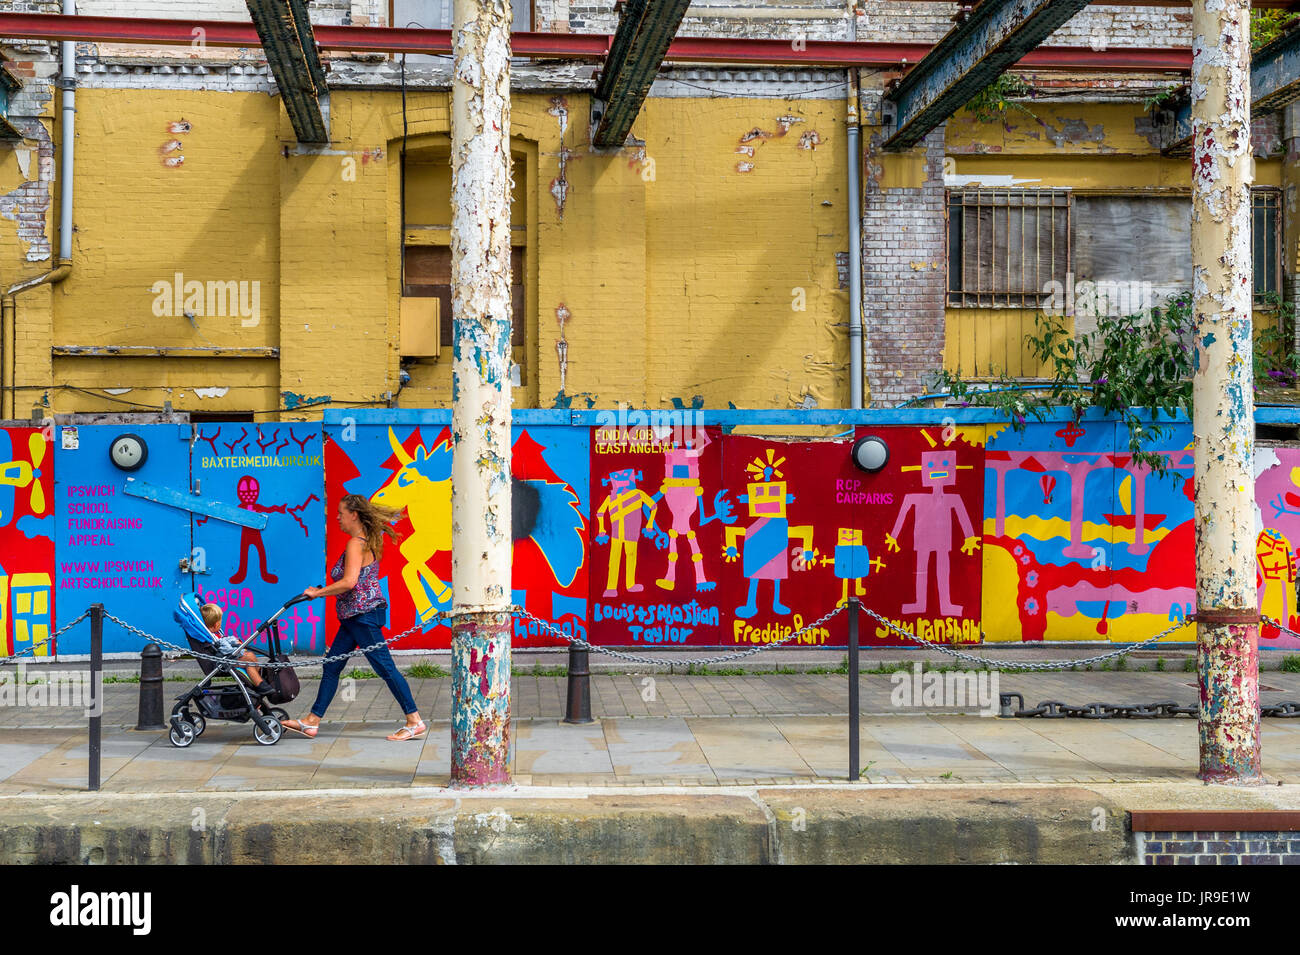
[54,424,191,654]
[191,422,327,655]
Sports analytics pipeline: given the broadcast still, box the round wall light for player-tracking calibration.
[851,435,890,473]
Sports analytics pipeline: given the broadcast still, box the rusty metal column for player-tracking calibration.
[449,0,514,788]
[1190,0,1260,784]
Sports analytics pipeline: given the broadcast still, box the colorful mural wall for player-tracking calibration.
[24,410,1300,656]
[1,427,55,658]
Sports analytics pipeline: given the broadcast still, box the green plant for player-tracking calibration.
[935,293,1196,475]
[1183,656,1198,673]
[965,74,1036,125]
[514,665,567,677]
[940,771,954,779]
[1280,654,1300,673]
[1115,655,1128,671]
[1155,657,1166,672]
[1253,9,1300,50]
[1254,293,1300,393]
[1142,83,1182,113]
[405,662,447,679]
[344,668,378,679]
[859,760,876,778]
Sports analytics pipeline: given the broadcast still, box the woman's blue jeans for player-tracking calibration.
[311,606,418,718]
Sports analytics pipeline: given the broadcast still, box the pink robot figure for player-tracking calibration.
[230,475,288,585]
[654,430,734,593]
[885,449,981,617]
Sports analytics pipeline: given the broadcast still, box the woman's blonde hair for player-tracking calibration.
[341,494,404,558]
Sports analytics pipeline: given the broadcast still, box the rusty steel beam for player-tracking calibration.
[0,13,1193,71]
[593,0,692,147]
[884,0,1096,149]
[1164,25,1300,154]
[244,0,327,143]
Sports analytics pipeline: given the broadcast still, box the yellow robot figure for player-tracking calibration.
[1257,528,1296,633]
[595,468,666,598]
[723,451,814,618]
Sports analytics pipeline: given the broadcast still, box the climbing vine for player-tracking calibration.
[964,74,1037,125]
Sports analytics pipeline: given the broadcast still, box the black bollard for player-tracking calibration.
[848,597,860,781]
[89,603,103,792]
[137,643,166,730]
[563,643,593,724]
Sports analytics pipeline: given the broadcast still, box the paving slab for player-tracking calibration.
[688,716,816,778]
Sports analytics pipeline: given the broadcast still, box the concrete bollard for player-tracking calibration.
[137,643,166,730]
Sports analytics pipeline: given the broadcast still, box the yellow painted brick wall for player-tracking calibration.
[8,90,1281,417]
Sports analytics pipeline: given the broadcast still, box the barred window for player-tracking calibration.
[1253,187,1281,306]
[947,189,1072,308]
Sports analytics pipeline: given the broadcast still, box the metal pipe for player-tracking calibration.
[1190,0,1261,784]
[0,13,1196,72]
[448,0,513,789]
[847,70,863,409]
[1,0,75,420]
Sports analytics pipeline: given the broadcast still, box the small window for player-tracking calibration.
[1253,187,1281,306]
[402,245,525,350]
[947,189,1072,308]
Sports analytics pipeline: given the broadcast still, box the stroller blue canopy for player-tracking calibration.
[175,593,215,647]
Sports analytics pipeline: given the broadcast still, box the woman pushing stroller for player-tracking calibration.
[281,494,427,742]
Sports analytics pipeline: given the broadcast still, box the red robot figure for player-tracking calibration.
[230,475,288,585]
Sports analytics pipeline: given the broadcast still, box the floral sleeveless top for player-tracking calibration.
[331,547,385,620]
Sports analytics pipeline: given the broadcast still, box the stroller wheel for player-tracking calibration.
[253,716,283,746]
[190,715,206,738]
[269,708,290,722]
[169,718,195,748]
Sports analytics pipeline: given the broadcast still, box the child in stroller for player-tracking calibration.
[200,602,273,696]
[168,592,303,747]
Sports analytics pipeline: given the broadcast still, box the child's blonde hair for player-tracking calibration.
[200,603,222,631]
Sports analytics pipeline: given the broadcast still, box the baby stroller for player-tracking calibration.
[168,592,305,747]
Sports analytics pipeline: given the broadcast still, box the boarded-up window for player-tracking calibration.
[1073,196,1189,318]
[1073,190,1280,311]
[947,189,1072,307]
[403,245,526,349]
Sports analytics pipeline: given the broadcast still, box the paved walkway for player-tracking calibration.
[2,671,1300,791]
[2,668,1298,727]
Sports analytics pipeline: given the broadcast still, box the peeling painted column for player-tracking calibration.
[449,0,513,788]
[1190,0,1261,784]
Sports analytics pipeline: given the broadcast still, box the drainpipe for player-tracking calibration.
[847,2,863,409]
[1190,0,1260,784]
[2,0,75,420]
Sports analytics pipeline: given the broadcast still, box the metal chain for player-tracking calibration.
[513,604,845,668]
[1264,615,1300,642]
[0,609,91,667]
[857,605,1192,671]
[29,602,1205,674]
[103,611,436,669]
